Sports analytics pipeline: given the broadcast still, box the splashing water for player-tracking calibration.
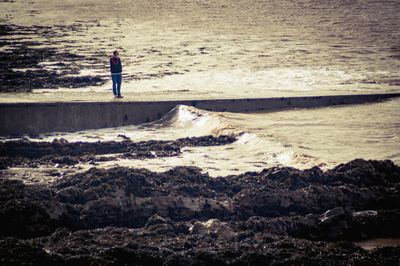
[14,97,399,176]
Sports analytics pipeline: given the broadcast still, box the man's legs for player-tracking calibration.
[116,74,122,96]
[112,75,117,96]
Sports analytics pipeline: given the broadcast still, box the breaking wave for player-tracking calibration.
[146,105,241,137]
[22,104,334,174]
[146,105,329,170]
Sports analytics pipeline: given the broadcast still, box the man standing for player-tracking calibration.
[110,50,123,98]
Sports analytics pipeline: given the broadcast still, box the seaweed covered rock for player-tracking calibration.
[1,159,400,264]
[0,135,237,168]
[144,214,176,235]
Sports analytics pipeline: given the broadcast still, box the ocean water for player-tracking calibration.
[24,97,400,177]
[1,0,399,175]
[1,0,400,98]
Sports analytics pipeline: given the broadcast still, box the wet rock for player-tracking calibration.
[49,155,79,166]
[189,219,236,239]
[327,159,400,186]
[0,24,107,92]
[242,215,318,237]
[54,186,85,204]
[319,207,346,223]
[0,199,59,238]
[350,210,400,240]
[353,210,378,218]
[316,207,350,240]
[144,214,176,235]
[0,135,236,168]
[0,237,59,266]
[1,227,399,265]
[0,159,399,264]
[117,134,131,141]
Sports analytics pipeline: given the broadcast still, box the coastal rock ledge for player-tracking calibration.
[1,159,400,265]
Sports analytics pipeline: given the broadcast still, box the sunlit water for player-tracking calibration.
[354,238,400,251]
[17,98,399,177]
[1,0,399,176]
[1,0,399,98]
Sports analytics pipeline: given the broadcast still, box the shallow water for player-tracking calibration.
[1,0,400,98]
[355,238,400,251]
[1,0,400,176]
[20,98,399,177]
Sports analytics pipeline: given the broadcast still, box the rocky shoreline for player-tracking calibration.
[0,22,184,93]
[0,135,399,265]
[0,24,108,92]
[0,135,236,170]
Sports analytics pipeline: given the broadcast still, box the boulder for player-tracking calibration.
[317,207,350,240]
[189,219,236,239]
[144,214,176,235]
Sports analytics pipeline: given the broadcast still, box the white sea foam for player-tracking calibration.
[147,105,230,136]
[6,96,400,177]
[19,104,329,175]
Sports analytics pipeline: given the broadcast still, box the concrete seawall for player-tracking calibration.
[1,93,399,136]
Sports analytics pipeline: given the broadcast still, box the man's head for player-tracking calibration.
[113,50,119,58]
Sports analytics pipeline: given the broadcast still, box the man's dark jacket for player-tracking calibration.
[110,58,122,73]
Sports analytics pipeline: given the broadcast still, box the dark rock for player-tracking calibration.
[189,219,236,240]
[0,24,107,93]
[327,159,400,186]
[0,199,59,238]
[0,159,400,264]
[144,214,176,235]
[0,135,236,168]
[316,207,350,241]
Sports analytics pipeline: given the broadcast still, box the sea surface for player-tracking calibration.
[19,97,400,177]
[1,0,400,98]
[1,0,399,175]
